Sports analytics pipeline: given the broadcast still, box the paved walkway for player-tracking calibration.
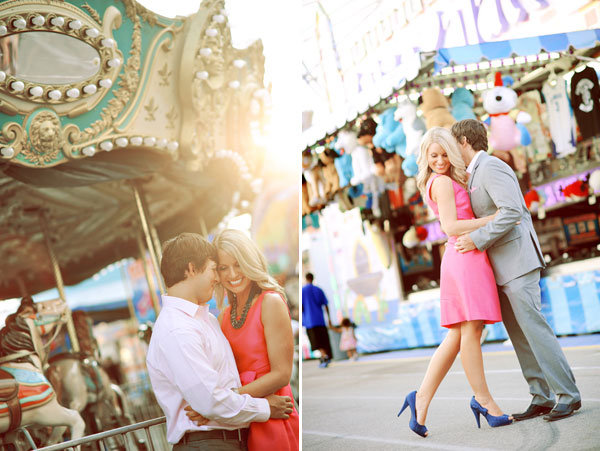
[302,334,600,450]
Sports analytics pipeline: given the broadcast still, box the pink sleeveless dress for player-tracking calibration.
[425,174,502,327]
[221,291,299,451]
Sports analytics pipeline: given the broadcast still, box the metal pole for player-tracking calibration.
[16,275,28,297]
[119,262,139,327]
[150,224,162,262]
[39,211,80,353]
[131,181,166,294]
[136,234,161,316]
[199,217,208,237]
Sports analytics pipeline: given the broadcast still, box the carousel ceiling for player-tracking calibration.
[0,0,269,298]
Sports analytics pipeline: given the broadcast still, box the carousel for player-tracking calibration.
[0,0,269,448]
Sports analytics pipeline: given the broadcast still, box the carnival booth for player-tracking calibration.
[302,29,600,355]
[0,0,269,448]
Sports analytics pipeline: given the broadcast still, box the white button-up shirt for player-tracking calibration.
[466,150,485,174]
[146,295,270,444]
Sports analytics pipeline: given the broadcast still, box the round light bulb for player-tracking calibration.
[205,28,218,37]
[82,146,96,157]
[83,84,97,95]
[143,137,156,147]
[85,28,99,38]
[68,20,82,30]
[29,86,43,97]
[233,59,246,69]
[130,136,143,146]
[107,58,121,68]
[0,71,6,82]
[13,18,26,29]
[199,48,212,57]
[51,17,65,27]
[115,137,128,147]
[167,141,179,152]
[11,81,24,92]
[1,147,15,158]
[66,88,80,98]
[228,80,240,89]
[48,89,62,100]
[100,141,113,151]
[99,79,112,89]
[195,71,209,80]
[213,14,226,23]
[156,138,168,148]
[0,25,7,35]
[101,38,115,48]
[32,16,45,26]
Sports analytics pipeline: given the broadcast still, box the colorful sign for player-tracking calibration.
[302,0,600,145]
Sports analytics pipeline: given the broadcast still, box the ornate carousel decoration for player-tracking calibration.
[0,0,268,169]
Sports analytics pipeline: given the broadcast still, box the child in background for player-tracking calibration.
[332,318,359,360]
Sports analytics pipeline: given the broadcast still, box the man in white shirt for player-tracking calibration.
[146,233,293,450]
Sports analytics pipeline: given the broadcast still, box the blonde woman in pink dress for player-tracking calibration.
[398,127,512,437]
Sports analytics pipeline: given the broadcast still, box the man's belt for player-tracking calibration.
[179,428,249,444]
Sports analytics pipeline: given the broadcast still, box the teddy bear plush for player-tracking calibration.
[517,90,552,162]
[318,147,340,198]
[302,149,326,207]
[451,87,477,121]
[420,88,456,129]
[483,72,531,153]
[302,174,312,216]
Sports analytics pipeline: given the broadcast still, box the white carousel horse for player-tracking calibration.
[0,307,85,449]
[45,310,138,449]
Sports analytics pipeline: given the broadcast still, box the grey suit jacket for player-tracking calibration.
[468,152,545,286]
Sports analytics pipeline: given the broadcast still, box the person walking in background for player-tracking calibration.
[452,119,581,422]
[146,233,293,450]
[331,318,359,361]
[302,273,333,368]
[398,127,512,438]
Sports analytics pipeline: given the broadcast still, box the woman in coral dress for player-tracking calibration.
[187,229,299,450]
[398,127,512,438]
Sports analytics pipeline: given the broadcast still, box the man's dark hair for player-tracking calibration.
[357,117,377,138]
[305,272,314,282]
[451,119,488,151]
[160,233,216,288]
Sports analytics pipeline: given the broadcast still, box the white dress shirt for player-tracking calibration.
[466,150,485,174]
[146,295,270,444]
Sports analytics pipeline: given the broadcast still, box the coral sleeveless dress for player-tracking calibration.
[221,291,299,451]
[425,174,502,327]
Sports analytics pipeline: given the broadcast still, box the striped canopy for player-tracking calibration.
[435,29,600,72]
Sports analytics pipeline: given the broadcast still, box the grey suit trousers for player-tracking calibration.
[499,268,580,406]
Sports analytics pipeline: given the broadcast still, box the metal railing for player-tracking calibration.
[36,416,167,451]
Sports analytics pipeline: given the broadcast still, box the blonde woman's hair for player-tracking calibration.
[213,229,286,310]
[416,127,468,199]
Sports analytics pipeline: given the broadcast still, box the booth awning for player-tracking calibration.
[435,29,600,71]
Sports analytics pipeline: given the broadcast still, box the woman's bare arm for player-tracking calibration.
[431,175,496,237]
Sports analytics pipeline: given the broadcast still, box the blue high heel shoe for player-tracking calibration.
[470,396,512,428]
[398,390,428,437]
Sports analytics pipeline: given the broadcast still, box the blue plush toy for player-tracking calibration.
[372,107,399,150]
[402,154,418,177]
[384,120,406,156]
[451,87,477,121]
[333,131,355,188]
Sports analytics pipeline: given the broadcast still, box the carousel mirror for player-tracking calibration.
[0,31,100,84]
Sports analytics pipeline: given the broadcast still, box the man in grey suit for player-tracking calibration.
[450,119,581,422]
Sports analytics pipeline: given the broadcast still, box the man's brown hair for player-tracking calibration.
[160,233,216,287]
[451,119,488,152]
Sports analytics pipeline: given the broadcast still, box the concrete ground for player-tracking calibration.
[302,335,600,450]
